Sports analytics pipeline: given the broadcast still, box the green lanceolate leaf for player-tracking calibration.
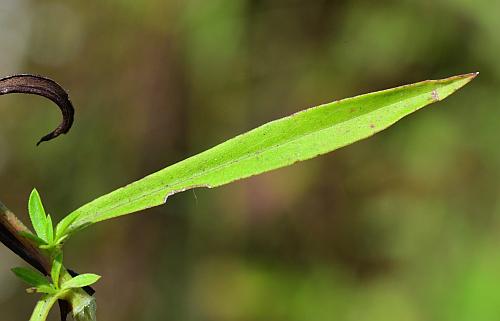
[61,274,101,290]
[50,253,63,288]
[61,73,477,235]
[28,189,48,241]
[34,285,57,295]
[45,214,54,245]
[55,213,79,243]
[12,267,50,287]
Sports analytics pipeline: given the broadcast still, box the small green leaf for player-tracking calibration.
[56,234,69,244]
[28,189,48,241]
[12,267,49,287]
[35,284,57,295]
[50,253,63,288]
[61,274,101,290]
[45,214,54,244]
[18,231,48,246]
[55,213,79,242]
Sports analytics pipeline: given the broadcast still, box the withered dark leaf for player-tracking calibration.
[0,74,74,145]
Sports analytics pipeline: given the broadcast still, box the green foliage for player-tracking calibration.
[26,189,58,250]
[45,215,53,245]
[32,285,57,295]
[12,255,100,321]
[50,253,63,289]
[61,274,101,290]
[15,73,477,321]
[54,213,78,244]
[28,189,49,241]
[11,267,50,288]
[58,73,476,237]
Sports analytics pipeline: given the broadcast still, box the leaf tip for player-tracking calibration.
[29,188,39,198]
[465,71,479,80]
[449,72,478,83]
[443,71,479,83]
[459,71,479,87]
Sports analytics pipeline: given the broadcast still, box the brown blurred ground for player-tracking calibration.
[0,0,499,320]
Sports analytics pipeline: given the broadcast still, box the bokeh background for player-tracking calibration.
[0,0,499,320]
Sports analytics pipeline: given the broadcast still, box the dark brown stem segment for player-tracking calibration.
[0,74,74,145]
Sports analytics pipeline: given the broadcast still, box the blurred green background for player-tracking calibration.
[0,0,498,320]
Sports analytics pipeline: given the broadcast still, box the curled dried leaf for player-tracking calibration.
[0,74,74,145]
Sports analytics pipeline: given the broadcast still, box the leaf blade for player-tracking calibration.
[28,189,48,241]
[64,73,477,234]
[34,285,58,295]
[55,213,79,242]
[50,253,63,288]
[61,274,101,290]
[45,214,54,245]
[11,267,49,287]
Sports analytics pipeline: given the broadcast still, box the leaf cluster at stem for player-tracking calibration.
[12,252,100,295]
[22,189,72,252]
[11,189,101,321]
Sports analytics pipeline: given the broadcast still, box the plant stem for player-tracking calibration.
[30,294,63,321]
